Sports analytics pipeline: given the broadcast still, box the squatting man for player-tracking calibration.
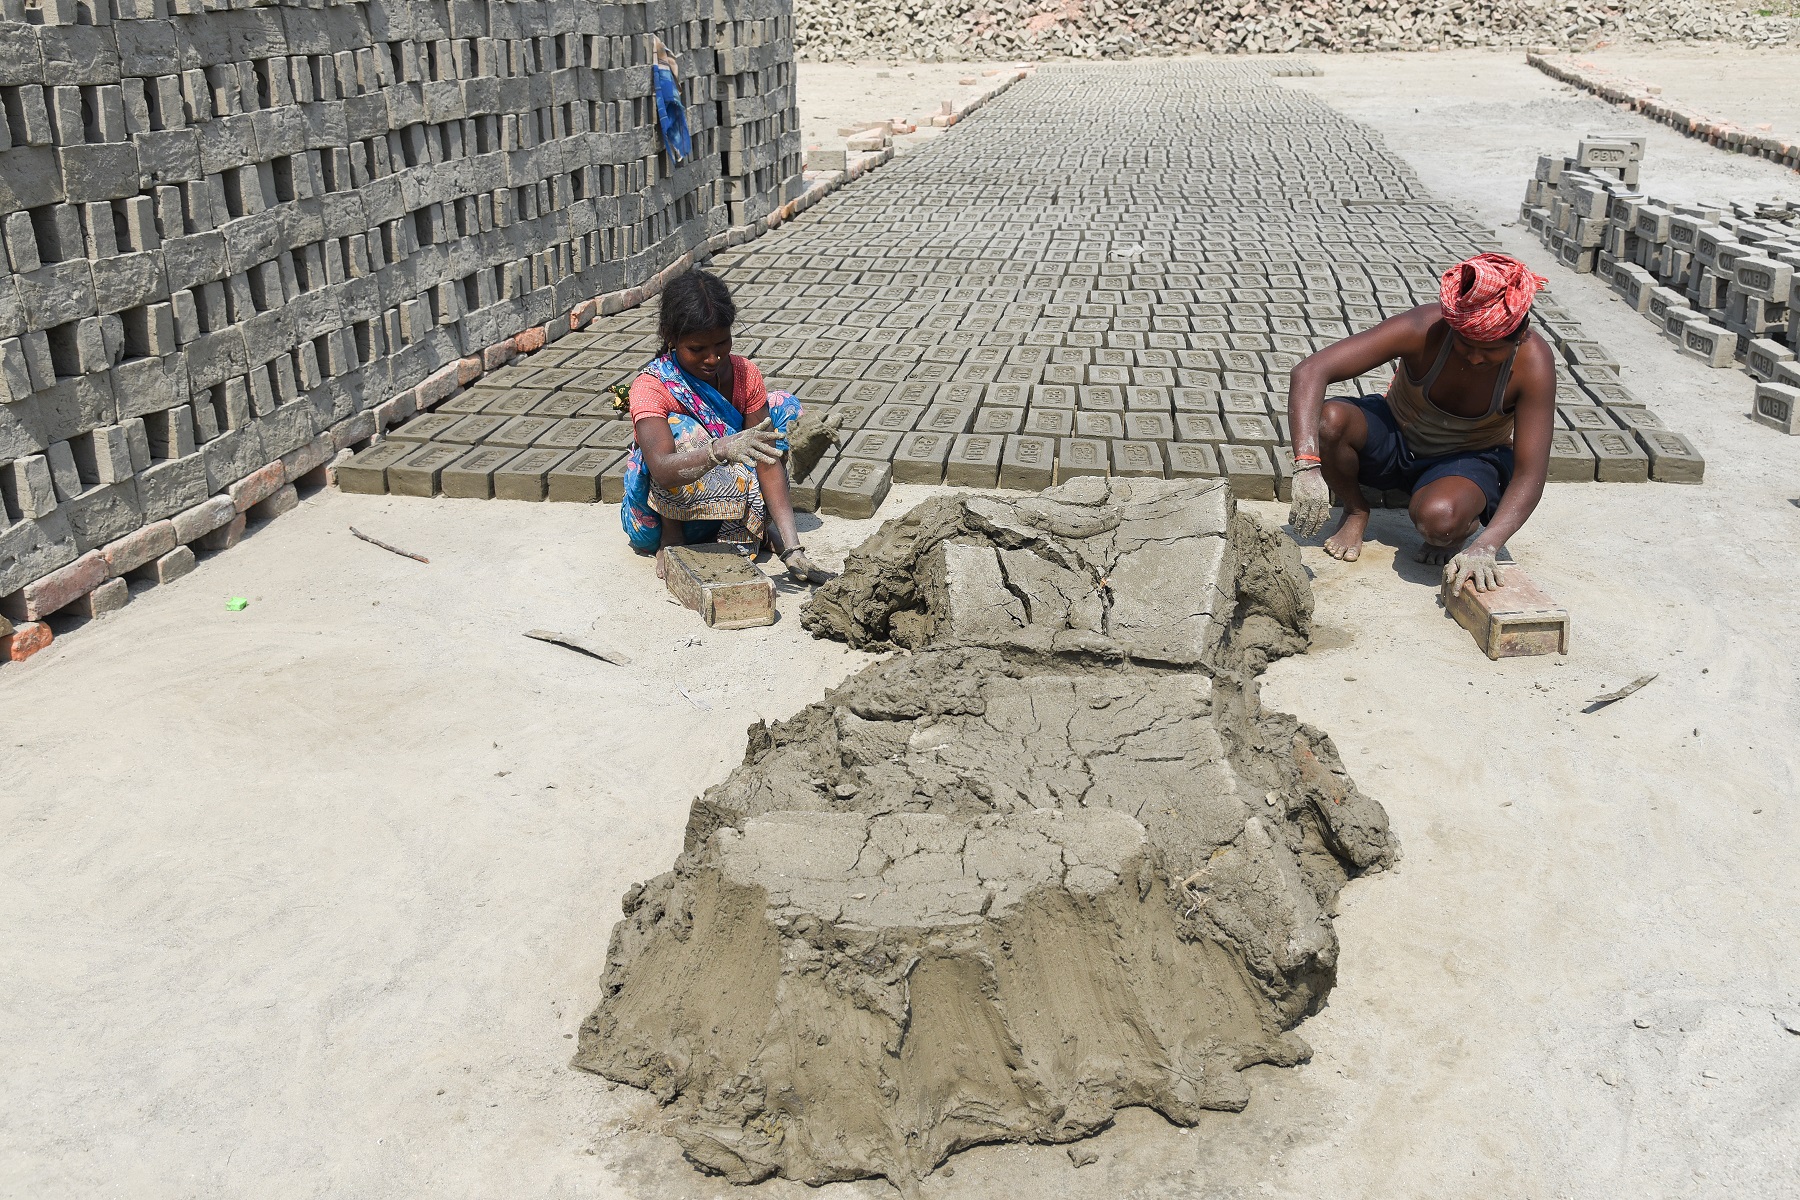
[1284,253,1555,593]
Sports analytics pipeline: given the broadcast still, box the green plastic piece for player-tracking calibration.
[226,597,248,611]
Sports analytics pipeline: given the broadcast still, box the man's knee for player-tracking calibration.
[1319,400,1355,445]
[1410,492,1467,542]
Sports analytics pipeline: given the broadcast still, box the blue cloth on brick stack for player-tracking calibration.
[653,65,691,163]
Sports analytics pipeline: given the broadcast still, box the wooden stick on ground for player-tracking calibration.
[522,629,632,666]
[349,526,429,564]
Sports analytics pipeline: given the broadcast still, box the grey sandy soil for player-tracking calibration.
[3,48,1799,1200]
[1565,45,1800,147]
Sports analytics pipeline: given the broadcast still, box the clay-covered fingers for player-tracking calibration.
[717,420,784,466]
[1287,469,1331,538]
[783,548,835,585]
[1444,551,1503,593]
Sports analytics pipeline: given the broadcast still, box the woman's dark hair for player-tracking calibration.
[658,269,735,349]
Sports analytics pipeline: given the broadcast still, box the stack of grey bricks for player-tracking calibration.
[1523,135,1800,433]
[0,0,804,630]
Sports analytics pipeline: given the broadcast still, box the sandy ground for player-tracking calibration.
[4,48,1800,1200]
[795,61,1021,157]
[1570,45,1800,145]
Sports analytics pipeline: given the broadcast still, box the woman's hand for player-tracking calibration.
[781,547,834,585]
[712,418,782,467]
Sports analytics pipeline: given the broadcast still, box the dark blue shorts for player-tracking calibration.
[1337,394,1514,523]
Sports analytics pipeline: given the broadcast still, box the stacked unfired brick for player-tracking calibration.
[0,0,804,648]
[794,0,1795,62]
[1522,135,1800,433]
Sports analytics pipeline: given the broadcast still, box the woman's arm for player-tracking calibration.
[633,414,783,491]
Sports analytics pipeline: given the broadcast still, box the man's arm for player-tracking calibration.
[1443,337,1557,591]
[1284,308,1432,535]
[1286,306,1433,459]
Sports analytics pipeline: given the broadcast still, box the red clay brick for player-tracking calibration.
[483,340,516,370]
[456,355,484,386]
[2,621,52,662]
[514,326,546,354]
[2,550,105,621]
[229,461,287,512]
[102,520,177,577]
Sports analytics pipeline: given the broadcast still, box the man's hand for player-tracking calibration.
[712,418,782,467]
[1287,465,1331,538]
[1444,547,1505,593]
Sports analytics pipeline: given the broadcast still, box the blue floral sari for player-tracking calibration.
[620,353,800,553]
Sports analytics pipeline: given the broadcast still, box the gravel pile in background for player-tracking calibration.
[795,0,1796,62]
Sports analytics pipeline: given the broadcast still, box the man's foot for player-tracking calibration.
[1323,509,1370,562]
[1413,519,1482,566]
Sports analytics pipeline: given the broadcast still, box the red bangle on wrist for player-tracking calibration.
[1293,453,1322,464]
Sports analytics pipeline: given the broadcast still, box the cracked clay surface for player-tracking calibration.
[573,478,1396,1187]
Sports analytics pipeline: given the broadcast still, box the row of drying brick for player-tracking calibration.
[1528,55,1800,174]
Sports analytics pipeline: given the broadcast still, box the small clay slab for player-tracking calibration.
[892,431,953,484]
[588,421,637,450]
[1123,412,1174,443]
[536,418,605,449]
[335,442,414,494]
[1221,443,1276,500]
[1111,439,1166,479]
[1752,382,1800,434]
[1636,429,1704,483]
[1547,430,1596,482]
[839,380,894,407]
[387,442,465,497]
[1058,436,1109,479]
[1219,390,1269,415]
[663,544,776,629]
[1560,406,1618,432]
[441,414,508,444]
[866,403,927,433]
[1582,429,1649,482]
[1000,434,1055,491]
[492,448,568,501]
[934,381,987,407]
[790,449,839,513]
[1172,387,1221,413]
[1167,442,1220,479]
[547,449,622,502]
[1223,413,1279,446]
[971,407,1025,435]
[490,415,559,448]
[1077,384,1124,411]
[1125,386,1172,411]
[478,389,551,416]
[1074,411,1123,440]
[386,412,463,443]
[919,401,977,434]
[843,429,904,462]
[945,432,1004,488]
[532,392,591,418]
[820,457,892,519]
[440,445,517,499]
[1175,413,1226,443]
[1023,408,1073,437]
[986,382,1029,408]
[598,453,633,504]
[1031,384,1077,409]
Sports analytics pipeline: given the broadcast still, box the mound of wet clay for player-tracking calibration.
[574,478,1396,1187]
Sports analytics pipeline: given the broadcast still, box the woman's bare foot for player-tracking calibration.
[1324,509,1370,561]
[654,549,669,581]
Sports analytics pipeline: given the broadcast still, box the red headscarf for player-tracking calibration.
[1438,253,1548,343]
